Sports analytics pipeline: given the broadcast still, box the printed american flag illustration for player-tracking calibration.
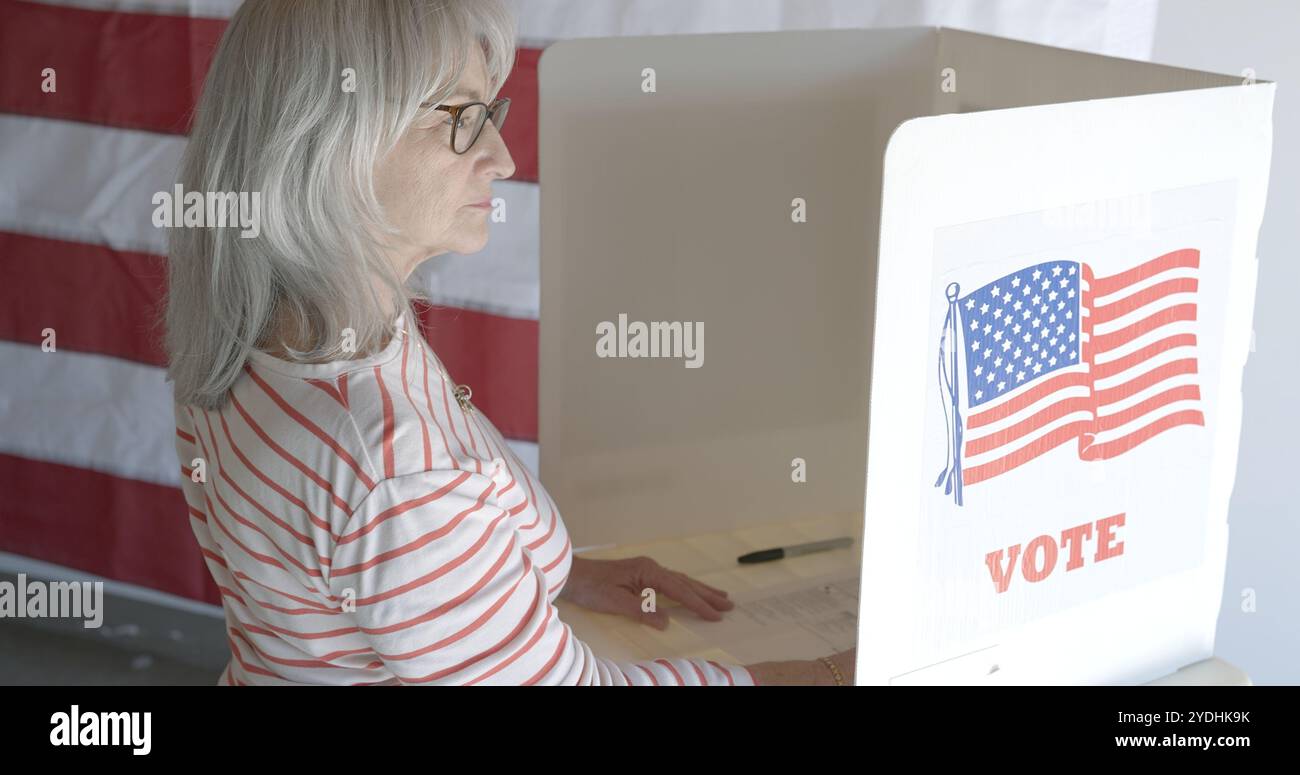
[934,248,1204,505]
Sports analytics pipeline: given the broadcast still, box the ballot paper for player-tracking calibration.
[668,571,859,664]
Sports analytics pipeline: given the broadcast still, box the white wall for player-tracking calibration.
[1151,0,1300,685]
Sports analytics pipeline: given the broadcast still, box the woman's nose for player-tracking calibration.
[477,122,516,180]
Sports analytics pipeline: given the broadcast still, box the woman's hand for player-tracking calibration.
[559,555,734,629]
[746,648,856,686]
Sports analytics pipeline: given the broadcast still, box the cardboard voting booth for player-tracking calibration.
[537,27,1273,684]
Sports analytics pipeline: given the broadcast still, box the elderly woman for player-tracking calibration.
[164,0,853,685]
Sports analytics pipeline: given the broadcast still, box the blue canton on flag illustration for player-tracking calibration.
[933,250,1204,506]
[961,263,1081,407]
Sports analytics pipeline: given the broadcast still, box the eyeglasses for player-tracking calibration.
[420,97,511,154]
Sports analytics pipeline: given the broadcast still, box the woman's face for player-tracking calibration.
[374,47,515,280]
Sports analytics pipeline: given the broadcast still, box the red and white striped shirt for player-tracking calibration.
[172,313,753,685]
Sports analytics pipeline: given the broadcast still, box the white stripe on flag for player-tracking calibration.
[0,114,542,319]
[0,114,186,256]
[0,341,177,486]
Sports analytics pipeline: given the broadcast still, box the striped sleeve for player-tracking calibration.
[328,467,754,685]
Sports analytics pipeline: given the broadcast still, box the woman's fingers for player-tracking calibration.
[672,570,733,609]
[693,577,730,598]
[653,569,729,621]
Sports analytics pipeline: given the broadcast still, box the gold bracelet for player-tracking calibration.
[818,656,845,686]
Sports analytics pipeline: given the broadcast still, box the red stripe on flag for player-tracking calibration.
[1089,248,1199,297]
[1090,277,1197,325]
[414,301,538,442]
[1093,358,1198,407]
[1092,384,1201,433]
[965,395,1093,456]
[0,230,168,365]
[0,231,540,440]
[500,47,541,184]
[0,0,225,134]
[0,452,221,605]
[1090,304,1198,354]
[0,1,542,181]
[961,419,1092,486]
[1091,333,1196,380]
[1082,409,1205,460]
[966,370,1090,430]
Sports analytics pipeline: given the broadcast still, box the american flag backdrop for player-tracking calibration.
[0,0,1158,605]
[934,248,1205,505]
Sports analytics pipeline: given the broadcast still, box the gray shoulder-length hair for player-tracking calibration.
[161,0,517,410]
